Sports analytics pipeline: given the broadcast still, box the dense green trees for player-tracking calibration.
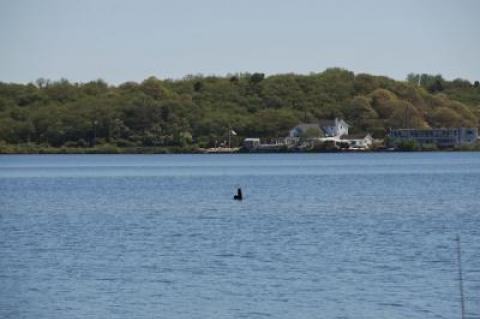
[0,69,479,152]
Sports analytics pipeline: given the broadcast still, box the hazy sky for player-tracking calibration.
[1,0,479,84]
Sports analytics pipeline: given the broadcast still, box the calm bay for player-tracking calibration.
[1,153,479,318]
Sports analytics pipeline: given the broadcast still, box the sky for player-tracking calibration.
[0,0,479,84]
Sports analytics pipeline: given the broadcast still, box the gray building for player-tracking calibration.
[388,128,478,147]
[243,138,261,150]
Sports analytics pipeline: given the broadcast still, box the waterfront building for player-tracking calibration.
[341,134,373,149]
[388,128,478,147]
[243,138,261,150]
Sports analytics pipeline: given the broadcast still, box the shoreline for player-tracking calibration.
[1,146,479,155]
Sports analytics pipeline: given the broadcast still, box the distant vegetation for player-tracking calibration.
[0,68,479,153]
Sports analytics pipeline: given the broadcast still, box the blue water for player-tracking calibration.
[0,153,479,319]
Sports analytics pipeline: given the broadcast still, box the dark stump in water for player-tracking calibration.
[234,188,243,200]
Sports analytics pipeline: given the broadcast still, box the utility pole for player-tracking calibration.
[456,235,466,319]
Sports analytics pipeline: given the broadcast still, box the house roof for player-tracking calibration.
[319,120,336,127]
[292,118,349,133]
[320,118,350,128]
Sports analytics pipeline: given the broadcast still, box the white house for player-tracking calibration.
[341,133,373,149]
[289,118,349,138]
[319,118,349,137]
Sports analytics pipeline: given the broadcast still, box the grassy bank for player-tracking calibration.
[0,142,200,154]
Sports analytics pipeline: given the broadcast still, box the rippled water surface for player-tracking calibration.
[1,153,479,319]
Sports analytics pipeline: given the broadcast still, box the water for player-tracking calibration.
[1,153,479,319]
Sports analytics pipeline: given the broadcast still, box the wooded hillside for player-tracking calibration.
[1,68,479,152]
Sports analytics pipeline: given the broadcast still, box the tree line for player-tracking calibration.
[0,68,479,152]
